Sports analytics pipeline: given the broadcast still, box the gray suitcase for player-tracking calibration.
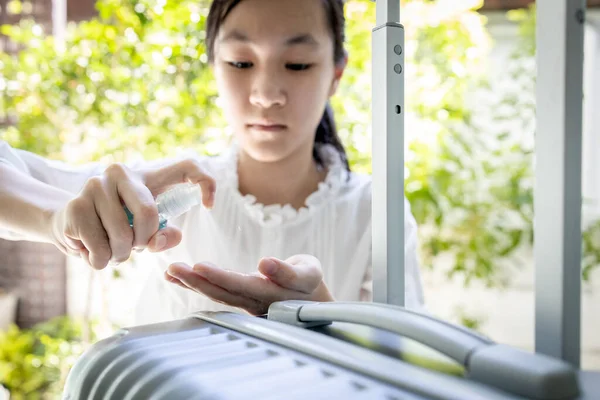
[62,301,599,400]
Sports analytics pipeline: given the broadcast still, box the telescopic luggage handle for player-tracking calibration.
[268,301,580,400]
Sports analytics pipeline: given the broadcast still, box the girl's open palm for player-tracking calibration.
[165,254,334,315]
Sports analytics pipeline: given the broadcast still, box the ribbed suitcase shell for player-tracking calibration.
[62,310,532,400]
[63,302,600,400]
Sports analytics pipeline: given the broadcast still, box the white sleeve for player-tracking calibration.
[403,197,426,310]
[0,140,106,194]
[0,141,108,241]
[360,197,426,311]
[0,141,198,241]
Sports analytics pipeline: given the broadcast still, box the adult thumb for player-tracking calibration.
[147,225,183,252]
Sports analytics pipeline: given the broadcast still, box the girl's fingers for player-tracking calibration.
[164,271,188,289]
[166,263,257,311]
[258,255,323,294]
[191,262,285,300]
[166,261,320,315]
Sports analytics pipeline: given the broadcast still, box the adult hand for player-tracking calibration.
[50,159,216,269]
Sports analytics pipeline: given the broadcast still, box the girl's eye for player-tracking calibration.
[226,62,312,71]
[286,63,312,71]
[228,61,253,69]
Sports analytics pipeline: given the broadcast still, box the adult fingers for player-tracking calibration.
[143,159,216,209]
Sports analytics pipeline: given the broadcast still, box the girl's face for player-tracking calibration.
[213,0,345,164]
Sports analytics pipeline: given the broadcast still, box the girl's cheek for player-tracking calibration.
[223,73,251,96]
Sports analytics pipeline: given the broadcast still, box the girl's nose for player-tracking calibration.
[249,71,286,109]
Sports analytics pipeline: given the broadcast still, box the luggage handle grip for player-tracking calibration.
[268,301,581,400]
[267,300,493,367]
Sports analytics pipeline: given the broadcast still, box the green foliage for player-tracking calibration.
[583,219,600,281]
[402,1,536,286]
[406,3,599,285]
[0,317,92,399]
[502,4,600,283]
[321,1,533,286]
[454,307,487,336]
[0,0,222,164]
[507,4,536,57]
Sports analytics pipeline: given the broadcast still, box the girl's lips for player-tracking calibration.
[247,124,287,132]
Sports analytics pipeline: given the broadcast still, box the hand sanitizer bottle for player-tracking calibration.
[124,182,202,229]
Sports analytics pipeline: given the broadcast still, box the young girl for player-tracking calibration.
[0,0,424,325]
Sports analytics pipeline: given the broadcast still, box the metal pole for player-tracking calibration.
[372,0,405,306]
[535,0,585,367]
[375,0,400,26]
[52,0,67,41]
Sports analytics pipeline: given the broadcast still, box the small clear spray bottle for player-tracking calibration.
[124,182,202,229]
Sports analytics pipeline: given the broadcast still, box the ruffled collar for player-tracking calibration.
[221,143,349,226]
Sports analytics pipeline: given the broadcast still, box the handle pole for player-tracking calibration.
[372,0,406,306]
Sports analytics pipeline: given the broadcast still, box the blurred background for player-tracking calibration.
[0,0,599,397]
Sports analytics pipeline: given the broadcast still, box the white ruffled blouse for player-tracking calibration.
[0,140,425,325]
